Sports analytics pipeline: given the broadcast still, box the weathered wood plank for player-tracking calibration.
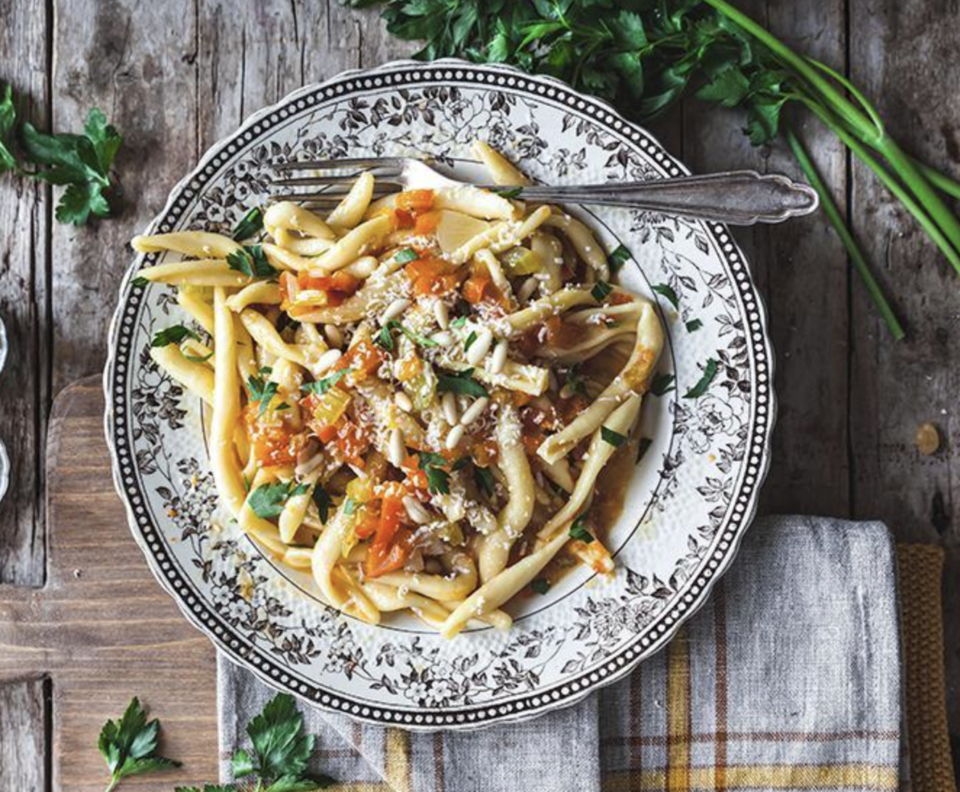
[681,0,851,517]
[0,0,50,586]
[49,0,200,393]
[0,679,47,792]
[848,0,960,738]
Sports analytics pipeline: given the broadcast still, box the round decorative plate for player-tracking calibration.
[105,59,774,730]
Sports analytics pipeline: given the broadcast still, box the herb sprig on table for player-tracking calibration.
[350,0,960,339]
[0,83,123,225]
[98,693,334,792]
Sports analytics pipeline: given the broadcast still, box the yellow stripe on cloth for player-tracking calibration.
[603,763,898,791]
[666,628,692,792]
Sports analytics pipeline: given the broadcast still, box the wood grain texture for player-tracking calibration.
[0,376,218,792]
[679,0,851,517]
[848,0,960,739]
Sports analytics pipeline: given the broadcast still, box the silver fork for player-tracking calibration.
[272,156,819,226]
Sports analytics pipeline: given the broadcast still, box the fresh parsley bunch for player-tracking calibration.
[351,0,960,339]
[0,82,123,225]
[177,693,335,792]
[98,697,181,792]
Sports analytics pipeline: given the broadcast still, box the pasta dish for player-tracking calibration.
[133,141,664,638]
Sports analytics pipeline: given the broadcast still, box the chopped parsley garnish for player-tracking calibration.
[312,486,332,523]
[182,349,214,363]
[151,324,200,348]
[591,280,613,302]
[649,372,676,397]
[530,578,551,595]
[652,283,680,310]
[227,244,277,278]
[247,374,279,416]
[376,319,438,351]
[248,481,308,520]
[302,368,354,395]
[343,498,358,516]
[395,248,419,264]
[132,276,149,288]
[450,316,468,329]
[474,465,495,497]
[684,358,719,399]
[635,437,653,465]
[418,451,451,495]
[231,206,264,241]
[464,330,478,351]
[495,186,524,199]
[607,244,631,274]
[569,515,593,543]
[399,324,439,347]
[436,368,489,398]
[601,426,627,448]
[685,318,703,333]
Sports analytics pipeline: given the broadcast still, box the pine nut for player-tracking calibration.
[460,397,489,427]
[518,276,539,303]
[395,392,413,412]
[316,348,343,374]
[441,392,459,425]
[323,324,343,348]
[445,424,465,450]
[490,339,508,375]
[431,331,454,347]
[433,300,450,329]
[466,328,493,365]
[403,496,432,525]
[381,298,410,324]
[387,428,406,467]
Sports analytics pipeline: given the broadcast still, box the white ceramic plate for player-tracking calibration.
[104,59,774,730]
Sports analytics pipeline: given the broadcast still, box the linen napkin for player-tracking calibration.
[218,515,903,791]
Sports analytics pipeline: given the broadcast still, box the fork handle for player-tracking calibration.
[512,171,819,226]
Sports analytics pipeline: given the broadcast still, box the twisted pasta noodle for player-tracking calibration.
[529,232,564,295]
[537,300,663,464]
[150,344,214,404]
[310,215,393,273]
[132,231,242,259]
[226,281,282,312]
[177,287,215,334]
[448,205,551,265]
[272,228,334,257]
[543,213,609,279]
[473,140,531,186]
[434,184,519,220]
[138,259,249,287]
[478,399,535,582]
[264,201,336,240]
[327,172,375,229]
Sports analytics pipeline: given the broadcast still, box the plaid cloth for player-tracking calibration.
[218,515,902,791]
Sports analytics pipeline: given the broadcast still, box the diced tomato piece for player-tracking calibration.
[414,210,441,235]
[396,356,422,382]
[366,525,414,578]
[354,504,382,540]
[393,208,415,228]
[396,189,435,213]
[316,424,338,443]
[244,406,304,467]
[335,420,371,468]
[293,271,360,308]
[404,256,459,297]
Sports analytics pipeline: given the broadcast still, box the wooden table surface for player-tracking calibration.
[0,0,957,786]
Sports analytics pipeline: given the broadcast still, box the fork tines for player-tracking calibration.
[271,157,406,206]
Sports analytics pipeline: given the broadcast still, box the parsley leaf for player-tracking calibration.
[232,206,264,241]
[684,358,719,399]
[227,244,277,278]
[247,374,280,416]
[685,318,703,333]
[0,83,17,174]
[591,280,613,302]
[569,515,593,544]
[601,426,627,448]
[495,186,524,199]
[436,368,489,398]
[375,321,398,351]
[302,368,353,395]
[450,316,468,329]
[183,350,214,363]
[132,276,149,288]
[418,451,451,495]
[231,692,335,790]
[19,106,122,225]
[151,324,200,348]
[530,578,551,595]
[649,372,676,397]
[464,330,478,351]
[474,465,495,497]
[248,481,307,520]
[98,697,180,792]
[313,486,332,523]
[652,283,680,311]
[607,244,631,275]
[395,247,419,263]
